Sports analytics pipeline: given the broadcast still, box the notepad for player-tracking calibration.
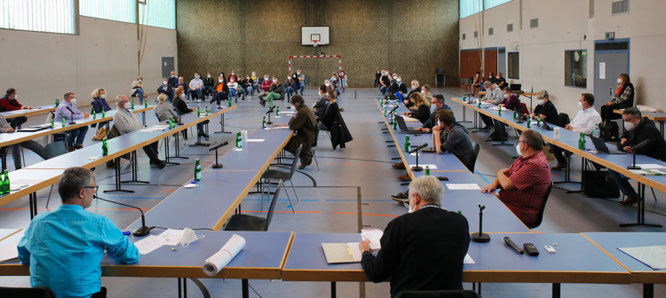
[134,235,166,255]
[446,183,481,190]
[322,242,363,263]
[636,164,666,170]
[158,229,183,246]
[402,116,419,122]
[464,254,475,264]
[618,245,666,270]
[361,229,383,252]
[0,245,18,263]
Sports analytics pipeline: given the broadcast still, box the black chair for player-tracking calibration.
[468,142,481,172]
[224,180,283,231]
[0,286,56,298]
[527,182,553,229]
[555,113,570,127]
[261,146,301,206]
[396,290,480,298]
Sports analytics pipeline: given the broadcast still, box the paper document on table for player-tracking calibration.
[636,164,666,170]
[446,183,481,190]
[409,164,437,170]
[464,254,475,264]
[402,116,419,122]
[618,245,666,270]
[322,242,363,263]
[629,169,666,176]
[134,235,165,255]
[245,139,265,143]
[0,245,18,263]
[203,234,246,276]
[361,229,383,251]
[158,229,182,246]
[488,106,500,111]
[140,125,168,132]
[0,230,24,247]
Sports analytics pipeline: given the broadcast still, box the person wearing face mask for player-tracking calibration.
[54,92,90,150]
[471,72,484,93]
[188,73,204,101]
[18,167,140,298]
[174,87,210,138]
[531,90,558,124]
[0,88,31,128]
[285,95,317,169]
[496,72,507,88]
[91,88,112,114]
[259,77,283,107]
[432,110,475,170]
[499,87,521,112]
[360,176,469,297]
[390,76,408,102]
[241,75,253,97]
[296,69,306,95]
[260,75,273,92]
[487,72,497,85]
[379,70,391,95]
[375,69,381,88]
[402,92,431,124]
[130,79,145,105]
[211,76,230,106]
[607,108,666,206]
[390,73,398,85]
[167,71,178,88]
[481,130,551,227]
[407,80,421,99]
[600,73,634,124]
[227,76,240,100]
[228,70,238,83]
[157,77,174,101]
[549,93,602,170]
[313,85,329,119]
[113,95,165,168]
[284,76,299,101]
[203,72,215,98]
[479,81,504,130]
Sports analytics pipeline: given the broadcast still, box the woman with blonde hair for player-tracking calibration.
[403,92,431,124]
[154,93,178,122]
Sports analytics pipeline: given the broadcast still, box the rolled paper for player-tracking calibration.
[202,234,246,276]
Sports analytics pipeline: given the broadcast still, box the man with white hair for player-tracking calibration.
[360,176,470,297]
[113,95,165,168]
[407,80,421,98]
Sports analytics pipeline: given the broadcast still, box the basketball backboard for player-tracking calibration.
[302,26,330,46]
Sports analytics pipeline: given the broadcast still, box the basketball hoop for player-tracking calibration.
[312,40,319,48]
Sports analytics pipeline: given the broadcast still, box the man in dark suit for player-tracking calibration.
[360,176,470,297]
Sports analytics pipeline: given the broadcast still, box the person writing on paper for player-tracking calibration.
[114,95,166,169]
[531,90,558,124]
[18,167,139,298]
[286,95,317,169]
[54,92,90,150]
[608,108,666,206]
[360,176,470,297]
[551,93,601,170]
[480,81,503,130]
[481,130,551,227]
[402,92,431,124]
[432,110,475,171]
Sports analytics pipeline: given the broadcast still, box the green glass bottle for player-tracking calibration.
[405,135,411,152]
[102,139,109,156]
[3,171,9,195]
[276,106,280,116]
[513,108,517,120]
[425,166,430,176]
[498,105,502,116]
[478,100,481,108]
[197,106,201,117]
[61,116,66,127]
[55,98,59,107]
[228,98,232,107]
[205,106,209,116]
[92,109,96,120]
[536,118,541,126]
[102,109,105,118]
[50,117,54,128]
[194,158,202,181]
[262,116,266,128]
[578,133,586,150]
[527,119,531,128]
[393,118,397,130]
[144,101,148,108]
[131,100,135,110]
[383,105,387,116]
[462,95,466,102]
[236,132,243,149]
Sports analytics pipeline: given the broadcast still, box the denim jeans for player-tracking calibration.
[380,86,388,95]
[285,86,295,100]
[11,141,47,169]
[246,86,253,96]
[228,88,237,98]
[188,88,203,100]
[299,83,305,95]
[67,126,89,148]
[608,170,638,198]
[133,88,145,104]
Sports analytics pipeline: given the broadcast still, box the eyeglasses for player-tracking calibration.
[83,185,99,194]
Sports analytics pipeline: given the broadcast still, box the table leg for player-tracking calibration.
[242,279,249,298]
[142,111,146,126]
[620,183,662,227]
[661,121,664,138]
[1,147,6,173]
[460,105,471,123]
[29,192,38,219]
[330,281,336,298]
[120,151,149,184]
[215,112,232,134]
[164,135,180,165]
[552,283,561,298]
[103,157,134,193]
[643,283,653,298]
[172,131,189,158]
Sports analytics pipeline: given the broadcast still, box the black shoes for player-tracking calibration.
[391,191,409,203]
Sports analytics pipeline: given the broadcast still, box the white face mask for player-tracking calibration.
[431,104,438,113]
[411,85,417,90]
[496,76,500,79]
[231,72,235,75]
[624,121,635,131]
[100,94,106,99]
[392,76,397,80]
[264,77,269,80]
[219,79,223,83]
[420,90,426,95]
[503,93,509,99]
[70,98,77,105]
[325,81,331,87]
[163,81,168,85]
[515,143,522,156]
[207,75,211,78]
[180,94,186,100]
[13,95,18,100]
[397,78,402,83]
[230,79,235,82]
[252,73,256,76]
[297,71,301,74]
[577,101,584,110]
[179,228,205,247]
[617,78,622,84]
[138,79,142,83]
[195,75,200,79]
[536,99,544,105]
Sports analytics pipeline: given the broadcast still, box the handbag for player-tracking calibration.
[583,170,620,198]
[92,126,107,141]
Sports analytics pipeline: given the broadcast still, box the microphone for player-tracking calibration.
[66,107,77,124]
[409,143,428,154]
[389,104,400,114]
[94,195,153,237]
[265,105,276,115]
[631,139,651,151]
[504,236,524,254]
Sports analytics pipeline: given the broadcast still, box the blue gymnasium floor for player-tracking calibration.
[0,88,664,297]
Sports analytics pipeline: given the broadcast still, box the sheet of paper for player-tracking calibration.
[361,229,383,251]
[0,245,18,263]
[636,164,666,170]
[0,230,25,247]
[618,245,666,270]
[402,116,419,122]
[134,235,165,255]
[464,254,475,264]
[140,125,168,132]
[245,139,265,142]
[158,229,182,246]
[322,243,362,263]
[446,183,481,190]
[629,169,666,176]
[409,164,437,169]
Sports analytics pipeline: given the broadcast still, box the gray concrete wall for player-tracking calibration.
[176,0,459,88]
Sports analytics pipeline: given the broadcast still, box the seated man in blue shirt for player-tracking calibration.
[54,92,90,150]
[18,167,140,298]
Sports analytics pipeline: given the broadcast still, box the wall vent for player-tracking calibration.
[529,18,539,28]
[462,33,466,40]
[507,23,513,32]
[612,0,629,15]
[488,27,494,35]
[474,31,478,38]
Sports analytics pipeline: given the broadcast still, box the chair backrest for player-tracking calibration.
[528,182,553,229]
[287,145,302,179]
[0,286,57,298]
[556,113,570,127]
[263,180,283,231]
[469,142,481,172]
[45,141,68,159]
[396,290,480,298]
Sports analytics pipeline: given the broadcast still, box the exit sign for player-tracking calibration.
[605,32,615,40]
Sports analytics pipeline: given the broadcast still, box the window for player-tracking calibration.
[474,31,478,38]
[462,33,466,40]
[139,0,176,30]
[460,0,482,19]
[565,50,587,88]
[0,0,76,34]
[530,18,539,28]
[485,0,512,10]
[80,0,135,23]
[508,52,519,79]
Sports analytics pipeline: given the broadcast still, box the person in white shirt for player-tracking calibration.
[480,81,504,129]
[227,77,240,99]
[188,73,204,101]
[113,95,165,168]
[551,93,601,170]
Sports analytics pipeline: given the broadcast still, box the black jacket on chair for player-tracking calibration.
[329,111,353,150]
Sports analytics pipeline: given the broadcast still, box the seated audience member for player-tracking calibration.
[91,88,112,114]
[416,95,449,133]
[471,72,484,93]
[241,75,254,97]
[313,85,329,119]
[203,73,215,98]
[360,176,470,297]
[487,72,497,84]
[251,71,260,92]
[154,93,178,122]
[158,78,174,101]
[18,167,140,298]
[531,90,558,124]
[479,81,504,129]
[318,90,340,131]
[389,76,408,100]
[500,87,521,112]
[130,79,145,104]
[113,95,165,168]
[260,75,273,92]
[0,88,31,128]
[551,93,601,170]
[55,92,90,150]
[177,76,188,95]
[211,76,229,105]
[286,95,317,169]
[285,76,299,100]
[167,71,178,89]
[402,92,431,124]
[296,69,306,95]
[496,72,507,88]
[375,69,381,87]
[188,73,204,100]
[600,73,634,124]
[433,110,475,171]
[259,77,283,107]
[407,80,422,99]
[379,70,391,95]
[173,87,209,138]
[228,70,238,83]
[0,114,47,169]
[227,76,240,99]
[420,84,433,99]
[481,130,552,226]
[608,108,666,205]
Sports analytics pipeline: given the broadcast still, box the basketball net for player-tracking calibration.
[312,40,319,48]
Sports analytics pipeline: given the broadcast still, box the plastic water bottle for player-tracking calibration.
[102,139,109,156]
[593,127,600,138]
[194,158,202,181]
